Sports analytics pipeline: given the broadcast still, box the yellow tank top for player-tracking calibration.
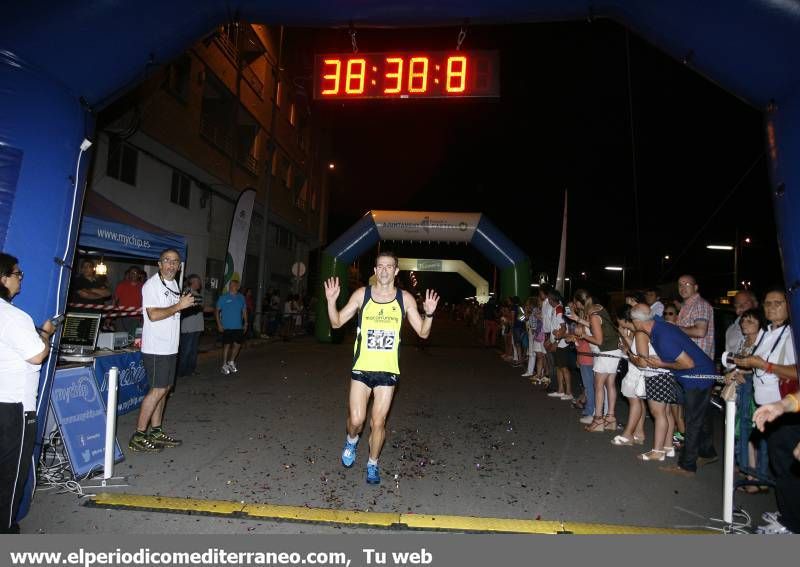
[352,287,405,374]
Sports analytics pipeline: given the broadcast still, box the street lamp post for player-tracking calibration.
[254,26,284,336]
[605,266,625,296]
[707,244,736,290]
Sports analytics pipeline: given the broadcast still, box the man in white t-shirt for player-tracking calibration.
[128,249,195,453]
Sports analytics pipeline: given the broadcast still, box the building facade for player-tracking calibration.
[88,23,330,309]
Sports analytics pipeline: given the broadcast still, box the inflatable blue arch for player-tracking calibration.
[315,210,531,341]
[3,0,800,519]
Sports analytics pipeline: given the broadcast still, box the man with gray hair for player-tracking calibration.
[725,290,759,354]
[129,248,195,452]
[630,303,717,476]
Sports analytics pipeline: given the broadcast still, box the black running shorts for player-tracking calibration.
[222,329,245,345]
[351,370,398,389]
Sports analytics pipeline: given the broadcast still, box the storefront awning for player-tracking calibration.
[78,191,187,260]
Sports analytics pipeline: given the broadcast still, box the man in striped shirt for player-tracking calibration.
[676,274,715,359]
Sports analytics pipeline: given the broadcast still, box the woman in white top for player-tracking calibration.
[614,306,648,449]
[737,287,800,534]
[734,288,797,406]
[0,252,54,533]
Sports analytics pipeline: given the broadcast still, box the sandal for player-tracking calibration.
[584,416,606,433]
[736,484,770,494]
[603,414,617,431]
[613,434,646,446]
[637,449,666,462]
[736,474,771,493]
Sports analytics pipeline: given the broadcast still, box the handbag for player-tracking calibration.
[773,326,797,398]
[779,380,798,398]
[634,369,647,398]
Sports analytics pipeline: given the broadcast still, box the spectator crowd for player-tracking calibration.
[476,275,798,534]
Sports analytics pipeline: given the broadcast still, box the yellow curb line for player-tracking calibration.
[88,493,712,534]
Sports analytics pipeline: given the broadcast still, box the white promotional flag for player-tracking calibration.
[555,190,568,295]
[224,188,257,292]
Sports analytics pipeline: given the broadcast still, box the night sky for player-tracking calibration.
[289,20,780,303]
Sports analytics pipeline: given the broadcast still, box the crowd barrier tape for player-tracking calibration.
[67,302,142,318]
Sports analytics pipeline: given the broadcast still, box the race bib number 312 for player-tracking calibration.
[367,329,396,350]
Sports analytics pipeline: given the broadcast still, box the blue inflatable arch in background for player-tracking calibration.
[314,210,531,341]
[3,0,800,518]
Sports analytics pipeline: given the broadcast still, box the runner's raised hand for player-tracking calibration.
[324,277,341,302]
[423,289,439,315]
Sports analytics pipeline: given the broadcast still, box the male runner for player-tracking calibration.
[324,251,439,485]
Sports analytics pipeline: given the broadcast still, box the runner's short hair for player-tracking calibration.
[375,250,398,267]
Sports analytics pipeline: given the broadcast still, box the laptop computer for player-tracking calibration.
[59,312,102,357]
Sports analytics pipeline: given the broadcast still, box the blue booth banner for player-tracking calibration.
[49,366,124,478]
[79,215,186,260]
[93,351,148,415]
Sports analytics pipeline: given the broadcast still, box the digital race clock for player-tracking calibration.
[313,50,500,100]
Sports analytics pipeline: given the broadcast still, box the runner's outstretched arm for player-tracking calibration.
[324,277,364,329]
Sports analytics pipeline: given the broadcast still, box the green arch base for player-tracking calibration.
[315,253,352,343]
[501,259,532,301]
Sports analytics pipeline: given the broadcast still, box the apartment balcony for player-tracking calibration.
[200,115,233,156]
[237,152,259,175]
[242,65,264,97]
[214,30,238,64]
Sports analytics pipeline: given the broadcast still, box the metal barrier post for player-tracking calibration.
[103,366,119,480]
[723,396,736,524]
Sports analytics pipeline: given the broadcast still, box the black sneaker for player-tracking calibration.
[149,430,182,447]
[128,433,163,453]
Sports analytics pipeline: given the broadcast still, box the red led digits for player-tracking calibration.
[345,58,366,94]
[315,50,498,99]
[321,59,341,95]
[445,56,467,93]
[384,57,403,94]
[408,57,429,93]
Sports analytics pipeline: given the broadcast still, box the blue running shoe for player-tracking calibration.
[341,440,357,468]
[366,463,381,485]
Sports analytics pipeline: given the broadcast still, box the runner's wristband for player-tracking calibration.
[424,313,434,319]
